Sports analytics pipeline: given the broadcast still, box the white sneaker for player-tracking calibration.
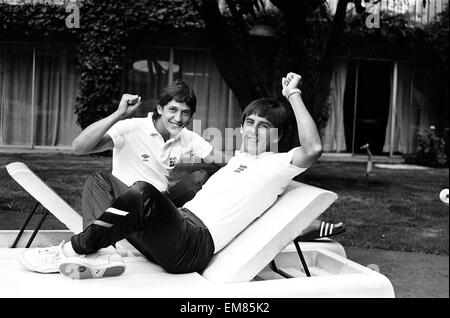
[19,241,66,273]
[59,246,126,279]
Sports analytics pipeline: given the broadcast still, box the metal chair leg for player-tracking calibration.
[11,202,40,248]
[294,240,311,277]
[270,241,312,278]
[270,260,280,274]
[25,209,49,248]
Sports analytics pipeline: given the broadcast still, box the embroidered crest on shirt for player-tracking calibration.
[234,165,247,173]
[141,154,150,162]
[169,157,177,167]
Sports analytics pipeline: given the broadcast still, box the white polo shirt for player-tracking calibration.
[183,147,305,253]
[106,113,213,191]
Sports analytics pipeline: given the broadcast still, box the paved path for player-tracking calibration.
[346,247,449,298]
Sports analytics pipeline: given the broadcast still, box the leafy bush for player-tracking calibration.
[414,128,448,168]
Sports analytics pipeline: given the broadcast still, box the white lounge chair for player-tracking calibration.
[6,162,83,236]
[1,161,395,298]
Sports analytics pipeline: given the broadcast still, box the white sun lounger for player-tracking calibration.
[3,161,395,298]
[6,162,83,235]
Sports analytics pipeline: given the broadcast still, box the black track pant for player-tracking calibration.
[71,170,214,273]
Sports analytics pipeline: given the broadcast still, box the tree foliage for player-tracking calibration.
[342,3,448,66]
[425,3,449,68]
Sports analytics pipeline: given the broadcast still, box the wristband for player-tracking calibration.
[287,88,302,100]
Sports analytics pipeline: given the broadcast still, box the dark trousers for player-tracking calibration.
[80,170,210,229]
[72,170,214,273]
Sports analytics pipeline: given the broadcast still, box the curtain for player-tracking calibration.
[173,49,242,152]
[0,43,81,147]
[0,43,34,146]
[383,62,446,154]
[121,47,170,117]
[383,63,416,154]
[414,65,448,137]
[34,44,81,146]
[321,59,347,152]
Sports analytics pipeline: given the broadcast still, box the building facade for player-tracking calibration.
[0,0,448,158]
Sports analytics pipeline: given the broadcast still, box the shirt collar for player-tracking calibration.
[166,133,182,144]
[235,150,274,158]
[147,112,183,143]
[147,113,159,137]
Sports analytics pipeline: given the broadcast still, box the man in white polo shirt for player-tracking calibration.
[71,79,215,257]
[18,72,336,279]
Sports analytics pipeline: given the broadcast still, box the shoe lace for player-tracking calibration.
[37,243,63,263]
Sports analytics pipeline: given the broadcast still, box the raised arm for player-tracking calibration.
[282,73,323,168]
[72,94,141,154]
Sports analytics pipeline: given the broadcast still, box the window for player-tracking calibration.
[122,46,242,151]
[0,42,81,148]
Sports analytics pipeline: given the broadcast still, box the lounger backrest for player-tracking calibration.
[5,162,83,234]
[202,180,338,283]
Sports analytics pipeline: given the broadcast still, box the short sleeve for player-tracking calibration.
[284,147,307,175]
[106,119,135,149]
[186,130,213,159]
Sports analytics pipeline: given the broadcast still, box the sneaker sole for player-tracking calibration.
[59,262,125,279]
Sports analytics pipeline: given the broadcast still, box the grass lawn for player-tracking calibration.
[1,152,448,255]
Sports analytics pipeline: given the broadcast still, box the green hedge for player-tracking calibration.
[342,7,449,66]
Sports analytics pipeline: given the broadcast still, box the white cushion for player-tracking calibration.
[202,180,338,283]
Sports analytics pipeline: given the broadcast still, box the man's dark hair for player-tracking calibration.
[152,79,197,120]
[241,98,288,139]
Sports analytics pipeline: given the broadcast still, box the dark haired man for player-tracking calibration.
[71,79,214,222]
[19,73,339,278]
[24,80,215,274]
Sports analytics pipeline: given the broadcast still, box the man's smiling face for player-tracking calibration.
[156,100,192,139]
[241,114,278,155]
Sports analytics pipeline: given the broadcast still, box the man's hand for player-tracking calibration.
[116,94,141,119]
[281,72,322,168]
[281,72,302,99]
[72,93,141,154]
